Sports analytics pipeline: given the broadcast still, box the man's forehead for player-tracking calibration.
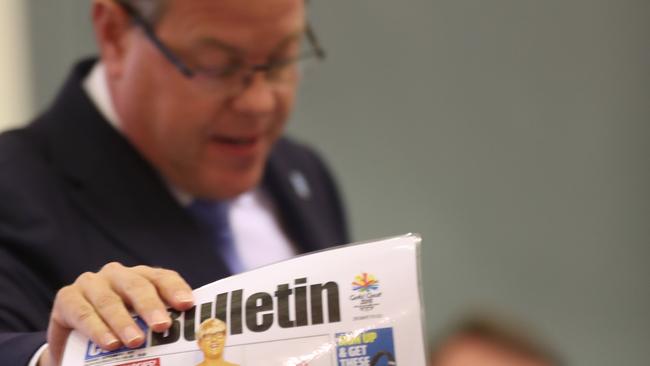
[158,0,305,54]
[162,0,305,26]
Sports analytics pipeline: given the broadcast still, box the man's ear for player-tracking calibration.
[91,0,133,79]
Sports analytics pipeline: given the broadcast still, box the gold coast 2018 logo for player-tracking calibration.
[350,273,383,312]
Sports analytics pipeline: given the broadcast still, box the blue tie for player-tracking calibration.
[187,200,244,274]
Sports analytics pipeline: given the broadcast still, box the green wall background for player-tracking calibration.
[20,1,650,364]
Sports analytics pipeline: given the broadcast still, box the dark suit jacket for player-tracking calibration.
[0,60,348,364]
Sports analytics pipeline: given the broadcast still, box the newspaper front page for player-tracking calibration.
[61,234,426,365]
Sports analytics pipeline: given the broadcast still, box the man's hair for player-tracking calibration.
[431,313,563,366]
[118,0,169,24]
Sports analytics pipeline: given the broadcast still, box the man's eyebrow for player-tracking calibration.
[193,29,306,57]
[271,30,304,53]
[193,37,244,56]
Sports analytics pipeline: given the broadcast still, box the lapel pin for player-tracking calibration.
[289,170,311,200]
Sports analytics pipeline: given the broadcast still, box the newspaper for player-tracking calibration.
[61,234,426,366]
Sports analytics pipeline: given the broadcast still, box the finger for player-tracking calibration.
[50,285,121,357]
[133,266,194,310]
[100,262,171,333]
[37,346,54,366]
[77,271,146,347]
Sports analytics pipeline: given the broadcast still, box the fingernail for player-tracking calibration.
[122,325,143,345]
[151,309,170,327]
[174,291,194,304]
[102,333,120,348]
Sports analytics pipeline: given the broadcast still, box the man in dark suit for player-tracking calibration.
[0,0,347,365]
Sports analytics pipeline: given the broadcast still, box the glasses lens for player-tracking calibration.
[186,32,324,93]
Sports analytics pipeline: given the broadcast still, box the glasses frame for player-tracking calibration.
[117,1,327,81]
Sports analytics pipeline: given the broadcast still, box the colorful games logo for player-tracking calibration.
[352,273,380,293]
[350,273,383,312]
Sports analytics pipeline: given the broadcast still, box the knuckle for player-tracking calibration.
[55,285,76,305]
[122,277,150,293]
[155,268,180,282]
[132,265,152,272]
[94,293,121,310]
[73,304,96,325]
[164,269,181,278]
[101,261,124,273]
[76,271,97,286]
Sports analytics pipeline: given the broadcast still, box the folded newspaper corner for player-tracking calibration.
[61,233,427,366]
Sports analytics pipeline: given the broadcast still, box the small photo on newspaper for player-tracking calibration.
[62,234,427,365]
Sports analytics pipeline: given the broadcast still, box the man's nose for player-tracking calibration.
[231,73,276,116]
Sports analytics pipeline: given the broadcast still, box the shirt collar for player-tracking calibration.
[82,62,121,131]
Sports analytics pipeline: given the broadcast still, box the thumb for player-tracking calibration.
[45,317,72,366]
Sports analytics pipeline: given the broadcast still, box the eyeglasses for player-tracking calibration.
[117,1,326,94]
[200,331,226,341]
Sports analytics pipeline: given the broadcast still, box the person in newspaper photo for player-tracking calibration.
[0,0,349,365]
[196,319,238,366]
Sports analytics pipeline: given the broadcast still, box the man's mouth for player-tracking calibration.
[213,136,258,145]
[208,134,263,157]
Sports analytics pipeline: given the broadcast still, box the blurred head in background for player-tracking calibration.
[92,0,310,199]
[430,313,562,366]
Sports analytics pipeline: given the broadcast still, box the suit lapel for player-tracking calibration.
[262,140,339,254]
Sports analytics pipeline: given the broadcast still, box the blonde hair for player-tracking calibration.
[197,318,227,340]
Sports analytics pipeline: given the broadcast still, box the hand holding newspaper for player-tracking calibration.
[61,234,427,365]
